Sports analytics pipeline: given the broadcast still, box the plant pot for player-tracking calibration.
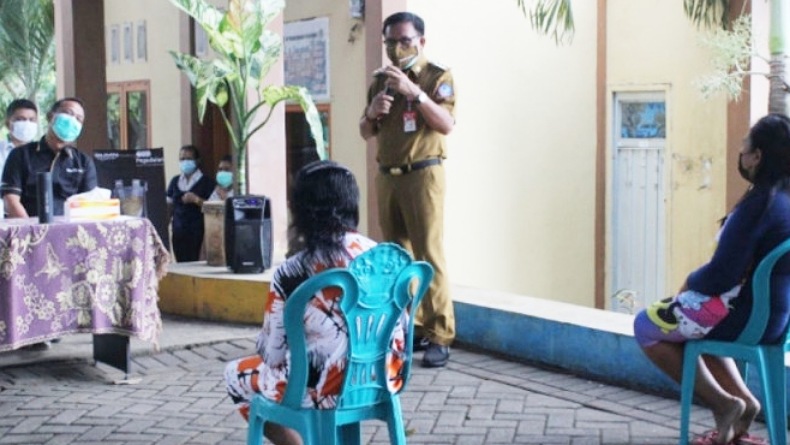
[202,200,226,267]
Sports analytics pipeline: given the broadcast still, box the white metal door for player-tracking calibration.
[611,92,667,313]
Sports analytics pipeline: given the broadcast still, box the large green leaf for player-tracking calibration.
[169,0,223,30]
[258,0,286,28]
[169,0,238,58]
[248,31,282,85]
[228,0,264,58]
[169,0,324,191]
[169,51,233,122]
[260,85,326,160]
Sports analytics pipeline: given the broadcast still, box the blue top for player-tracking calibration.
[689,184,790,343]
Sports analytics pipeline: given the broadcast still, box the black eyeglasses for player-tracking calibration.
[383,35,420,48]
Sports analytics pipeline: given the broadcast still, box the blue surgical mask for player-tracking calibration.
[216,171,233,188]
[51,113,82,143]
[180,159,197,175]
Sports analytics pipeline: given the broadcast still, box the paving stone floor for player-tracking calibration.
[0,318,774,444]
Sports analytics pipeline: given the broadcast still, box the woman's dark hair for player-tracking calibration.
[724,113,790,228]
[180,144,201,160]
[748,113,790,186]
[382,12,425,36]
[290,160,359,261]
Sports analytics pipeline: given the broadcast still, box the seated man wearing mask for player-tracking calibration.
[1,97,97,218]
[0,99,39,217]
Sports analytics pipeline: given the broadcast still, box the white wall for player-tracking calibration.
[607,0,729,299]
[104,0,188,183]
[408,0,599,305]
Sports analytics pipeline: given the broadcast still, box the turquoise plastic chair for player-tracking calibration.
[679,238,790,445]
[246,243,434,445]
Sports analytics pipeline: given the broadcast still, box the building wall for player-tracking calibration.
[401,1,600,306]
[103,0,187,182]
[283,2,370,234]
[285,1,600,306]
[99,0,744,310]
[606,0,729,301]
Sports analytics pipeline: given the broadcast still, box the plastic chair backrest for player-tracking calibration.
[736,237,790,345]
[278,243,433,410]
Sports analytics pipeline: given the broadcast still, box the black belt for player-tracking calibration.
[380,158,442,176]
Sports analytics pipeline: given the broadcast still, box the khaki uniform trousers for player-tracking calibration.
[376,165,455,346]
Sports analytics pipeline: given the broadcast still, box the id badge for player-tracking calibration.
[403,111,417,133]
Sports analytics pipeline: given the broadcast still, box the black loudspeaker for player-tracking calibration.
[225,195,272,274]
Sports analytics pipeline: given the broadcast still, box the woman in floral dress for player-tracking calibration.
[224,160,408,445]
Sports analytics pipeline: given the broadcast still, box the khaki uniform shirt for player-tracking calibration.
[365,56,455,167]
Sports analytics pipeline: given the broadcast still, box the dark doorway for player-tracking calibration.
[193,102,231,182]
[285,104,330,197]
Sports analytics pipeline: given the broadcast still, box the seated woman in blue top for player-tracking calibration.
[634,114,790,445]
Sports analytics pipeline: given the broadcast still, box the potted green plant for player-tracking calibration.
[168,0,325,266]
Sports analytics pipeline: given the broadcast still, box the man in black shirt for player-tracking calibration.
[1,97,97,217]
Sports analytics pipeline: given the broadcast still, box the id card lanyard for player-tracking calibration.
[403,99,417,133]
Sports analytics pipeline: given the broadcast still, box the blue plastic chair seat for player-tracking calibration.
[246,243,434,445]
[679,238,790,445]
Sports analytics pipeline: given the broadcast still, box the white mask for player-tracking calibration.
[10,120,37,144]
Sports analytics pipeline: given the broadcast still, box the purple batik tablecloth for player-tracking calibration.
[0,216,169,351]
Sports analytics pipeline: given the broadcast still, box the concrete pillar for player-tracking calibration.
[54,0,109,153]
[247,16,288,261]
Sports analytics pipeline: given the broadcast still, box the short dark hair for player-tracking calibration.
[290,160,359,261]
[382,12,425,36]
[747,113,790,186]
[6,99,37,119]
[48,97,84,115]
[220,154,232,163]
[180,144,201,160]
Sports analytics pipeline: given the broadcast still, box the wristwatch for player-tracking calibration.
[414,91,428,105]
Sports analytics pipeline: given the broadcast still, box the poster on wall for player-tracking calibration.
[284,17,330,103]
[93,148,169,251]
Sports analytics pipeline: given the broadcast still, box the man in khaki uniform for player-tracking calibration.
[359,12,456,368]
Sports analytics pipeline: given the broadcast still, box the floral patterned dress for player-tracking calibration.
[224,232,408,418]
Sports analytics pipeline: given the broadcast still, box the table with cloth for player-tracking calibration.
[0,216,168,373]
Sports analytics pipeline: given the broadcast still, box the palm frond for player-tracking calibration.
[0,0,55,100]
[683,0,732,29]
[517,0,575,45]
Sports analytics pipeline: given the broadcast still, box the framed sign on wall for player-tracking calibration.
[284,17,330,103]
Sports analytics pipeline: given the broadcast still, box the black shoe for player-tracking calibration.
[421,342,449,368]
[413,336,430,352]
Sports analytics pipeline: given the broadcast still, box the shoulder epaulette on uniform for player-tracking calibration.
[428,61,449,71]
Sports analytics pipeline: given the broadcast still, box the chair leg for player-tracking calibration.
[246,412,265,445]
[387,397,407,445]
[679,346,701,445]
[761,348,787,445]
